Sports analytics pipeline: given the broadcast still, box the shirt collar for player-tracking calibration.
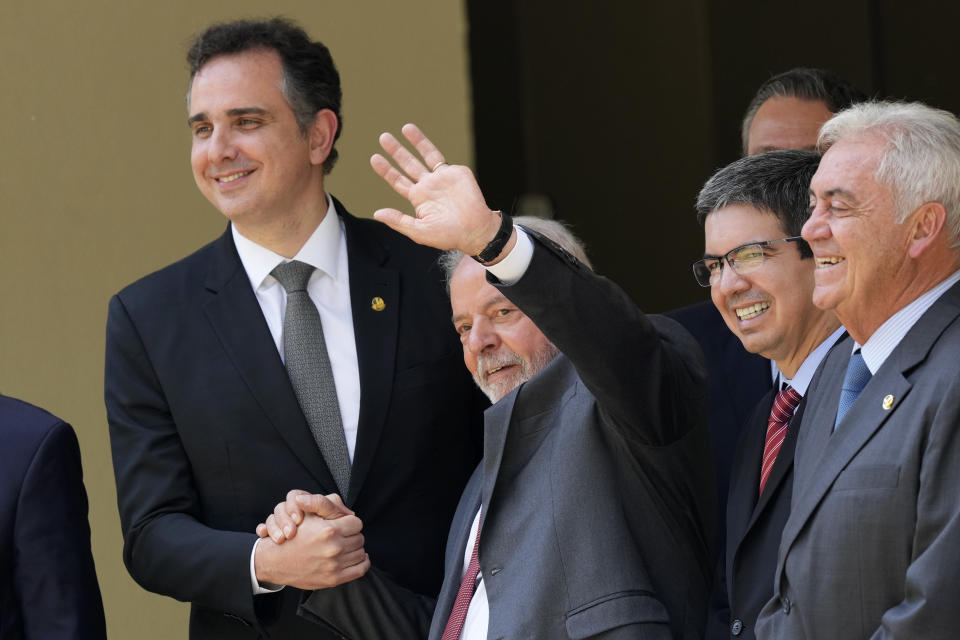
[232,193,342,291]
[856,269,960,373]
[778,326,846,396]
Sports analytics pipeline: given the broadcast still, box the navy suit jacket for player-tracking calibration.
[0,395,106,639]
[105,199,484,639]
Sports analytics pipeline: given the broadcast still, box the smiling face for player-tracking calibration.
[803,134,914,341]
[705,204,835,375]
[747,96,835,156]
[450,258,558,403]
[188,49,329,236]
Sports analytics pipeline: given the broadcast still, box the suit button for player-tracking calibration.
[782,596,791,614]
[731,619,743,636]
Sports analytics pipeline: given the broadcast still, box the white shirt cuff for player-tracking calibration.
[250,537,284,595]
[485,226,533,285]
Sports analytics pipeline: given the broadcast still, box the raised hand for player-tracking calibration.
[371,123,503,256]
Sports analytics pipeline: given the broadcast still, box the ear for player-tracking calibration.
[307,109,338,166]
[907,202,947,259]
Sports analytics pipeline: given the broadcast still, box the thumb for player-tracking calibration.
[324,493,355,516]
[296,493,352,519]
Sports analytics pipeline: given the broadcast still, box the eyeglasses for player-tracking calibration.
[691,237,803,287]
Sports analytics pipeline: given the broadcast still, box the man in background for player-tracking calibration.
[105,19,482,639]
[0,394,106,639]
[693,150,842,640]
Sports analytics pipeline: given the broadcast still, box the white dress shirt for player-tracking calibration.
[778,326,846,397]
[234,194,361,594]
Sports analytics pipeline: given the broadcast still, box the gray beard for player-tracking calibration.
[474,343,559,403]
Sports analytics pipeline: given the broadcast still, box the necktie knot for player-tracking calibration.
[759,385,801,495]
[772,386,802,422]
[272,260,314,293]
[841,351,871,394]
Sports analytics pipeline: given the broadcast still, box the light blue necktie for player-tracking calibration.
[833,350,872,432]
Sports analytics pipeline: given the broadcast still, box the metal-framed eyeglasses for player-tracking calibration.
[691,236,803,287]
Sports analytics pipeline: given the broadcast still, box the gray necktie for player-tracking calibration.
[833,350,872,432]
[271,260,351,495]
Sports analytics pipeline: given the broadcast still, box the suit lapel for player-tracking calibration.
[480,389,517,515]
[338,201,399,505]
[202,227,338,491]
[480,356,575,531]
[726,391,773,557]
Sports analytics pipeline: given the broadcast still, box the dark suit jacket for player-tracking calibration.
[756,281,960,639]
[303,233,716,639]
[104,199,484,639]
[667,301,772,522]
[0,394,106,640]
[706,390,805,640]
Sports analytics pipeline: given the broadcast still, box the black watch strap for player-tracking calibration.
[472,212,514,264]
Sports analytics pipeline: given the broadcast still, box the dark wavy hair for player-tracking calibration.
[186,17,342,174]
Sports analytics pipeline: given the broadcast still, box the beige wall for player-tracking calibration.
[0,1,472,636]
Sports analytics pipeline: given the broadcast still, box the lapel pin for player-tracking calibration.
[371,296,386,312]
[882,394,895,410]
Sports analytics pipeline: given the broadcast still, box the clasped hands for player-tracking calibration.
[253,489,369,590]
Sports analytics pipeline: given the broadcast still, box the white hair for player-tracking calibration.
[818,101,960,248]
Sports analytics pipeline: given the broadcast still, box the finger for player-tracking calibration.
[372,209,426,243]
[295,493,353,520]
[337,531,365,554]
[402,123,446,173]
[336,554,371,584]
[329,514,364,537]
[378,131,430,180]
[265,514,286,544]
[255,523,269,538]
[273,501,298,539]
[333,546,368,568]
[324,493,355,516]
[370,154,413,199]
[285,489,310,525]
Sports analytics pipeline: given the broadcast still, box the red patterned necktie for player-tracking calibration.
[759,386,802,496]
[441,512,483,640]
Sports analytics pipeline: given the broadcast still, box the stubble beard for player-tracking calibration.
[474,343,559,403]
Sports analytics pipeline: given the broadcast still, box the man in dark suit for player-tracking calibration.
[0,394,106,639]
[104,19,482,639]
[669,68,865,553]
[691,151,842,640]
[756,101,960,639]
[269,124,715,639]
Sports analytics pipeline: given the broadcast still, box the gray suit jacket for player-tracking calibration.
[302,233,716,639]
[755,281,960,639]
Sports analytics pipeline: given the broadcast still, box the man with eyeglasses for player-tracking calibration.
[693,149,842,640]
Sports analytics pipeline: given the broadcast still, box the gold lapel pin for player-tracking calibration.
[882,394,895,410]
[371,296,386,312]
